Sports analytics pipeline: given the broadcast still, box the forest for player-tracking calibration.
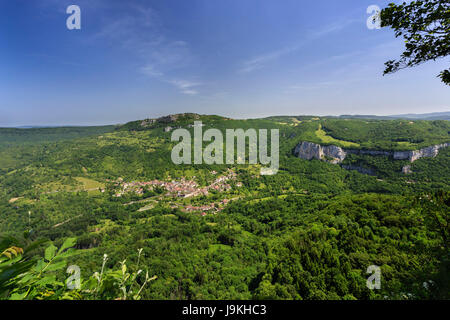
[0,114,449,300]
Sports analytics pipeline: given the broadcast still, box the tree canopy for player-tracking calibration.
[380,0,450,85]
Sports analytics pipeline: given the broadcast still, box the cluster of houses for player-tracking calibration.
[114,169,239,198]
[114,178,199,197]
[111,170,242,217]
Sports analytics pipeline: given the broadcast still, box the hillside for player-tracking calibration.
[0,114,449,300]
[0,126,116,148]
[334,112,450,121]
[387,112,450,121]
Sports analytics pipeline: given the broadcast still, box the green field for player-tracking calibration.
[315,124,360,148]
[73,177,105,190]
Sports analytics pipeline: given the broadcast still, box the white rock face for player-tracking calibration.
[294,141,321,160]
[294,141,449,166]
[393,143,450,162]
[323,145,347,163]
[402,165,412,174]
[294,141,346,163]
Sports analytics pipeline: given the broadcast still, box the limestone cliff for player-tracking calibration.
[294,141,449,165]
[293,141,346,164]
[393,143,450,162]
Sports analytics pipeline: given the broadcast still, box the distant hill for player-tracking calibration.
[0,125,116,147]
[338,111,450,121]
[389,112,450,120]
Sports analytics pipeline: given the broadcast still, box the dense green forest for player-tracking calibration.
[0,114,449,300]
[0,126,116,147]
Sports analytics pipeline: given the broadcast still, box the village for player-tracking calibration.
[112,169,242,216]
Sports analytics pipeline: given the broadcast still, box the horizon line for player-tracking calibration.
[1,110,449,128]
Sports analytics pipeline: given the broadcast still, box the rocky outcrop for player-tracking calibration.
[402,165,412,174]
[140,113,201,128]
[140,119,156,127]
[348,143,450,162]
[294,141,346,164]
[394,143,450,162]
[294,141,449,175]
[294,141,449,164]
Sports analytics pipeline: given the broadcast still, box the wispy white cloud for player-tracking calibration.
[166,79,202,95]
[92,5,188,70]
[307,18,358,39]
[239,44,303,73]
[91,4,200,95]
[140,64,164,77]
[285,67,369,93]
[239,18,359,74]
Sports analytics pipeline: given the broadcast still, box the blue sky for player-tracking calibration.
[1,0,449,126]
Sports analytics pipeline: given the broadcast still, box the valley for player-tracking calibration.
[0,113,449,300]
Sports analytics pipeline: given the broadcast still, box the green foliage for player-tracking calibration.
[0,237,78,299]
[0,126,116,148]
[81,250,157,300]
[0,238,156,300]
[0,115,449,300]
[380,0,450,85]
[320,119,449,150]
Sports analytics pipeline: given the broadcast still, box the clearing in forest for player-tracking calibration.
[315,124,360,148]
